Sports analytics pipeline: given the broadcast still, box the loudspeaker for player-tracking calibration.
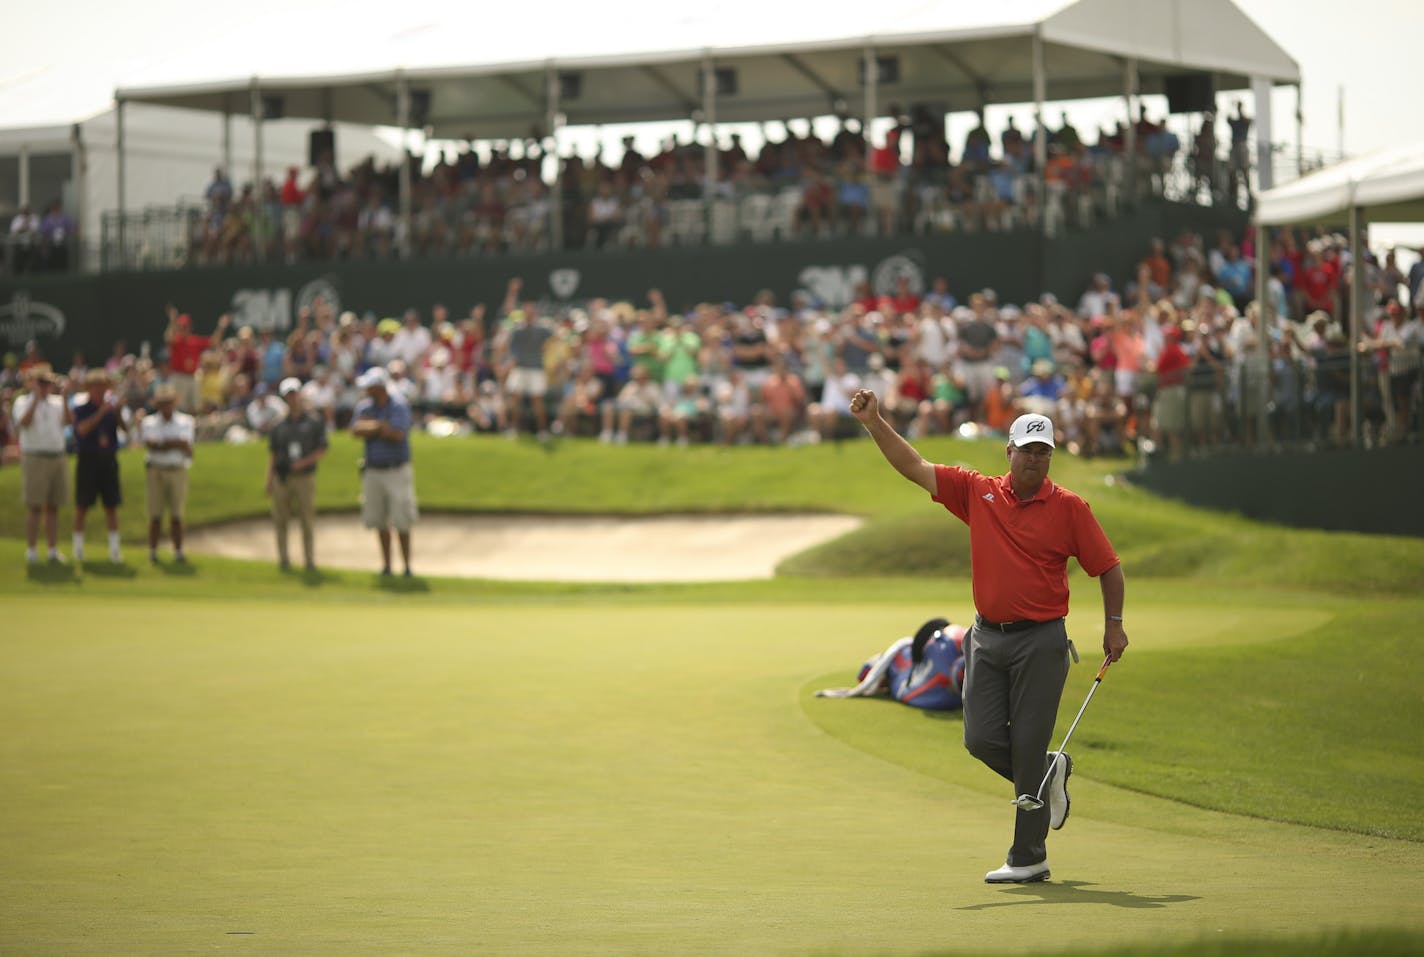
[410,89,432,127]
[858,55,900,86]
[261,95,285,120]
[1165,73,1215,114]
[699,67,738,97]
[309,128,335,166]
[558,72,582,101]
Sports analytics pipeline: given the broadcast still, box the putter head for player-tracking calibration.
[1011,794,1045,811]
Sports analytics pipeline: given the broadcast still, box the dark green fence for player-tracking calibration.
[0,201,1245,364]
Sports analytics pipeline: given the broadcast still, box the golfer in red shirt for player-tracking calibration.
[849,391,1128,884]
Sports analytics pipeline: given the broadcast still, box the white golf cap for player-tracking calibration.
[278,376,303,396]
[356,367,390,390]
[1008,412,1056,448]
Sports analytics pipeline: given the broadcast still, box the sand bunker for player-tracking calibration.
[184,513,863,582]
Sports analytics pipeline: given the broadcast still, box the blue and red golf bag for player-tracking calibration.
[817,617,968,711]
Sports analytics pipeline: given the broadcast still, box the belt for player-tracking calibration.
[366,461,408,471]
[147,463,186,470]
[24,450,65,457]
[975,615,1063,633]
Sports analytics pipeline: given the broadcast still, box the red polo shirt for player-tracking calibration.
[168,332,212,375]
[932,465,1119,622]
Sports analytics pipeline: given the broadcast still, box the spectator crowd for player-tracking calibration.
[179,103,1256,268]
[5,222,1421,478]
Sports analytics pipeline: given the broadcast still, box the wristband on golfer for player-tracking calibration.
[1106,615,1123,623]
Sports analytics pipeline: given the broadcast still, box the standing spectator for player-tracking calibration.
[38,201,77,271]
[9,204,42,273]
[140,384,195,564]
[1227,103,1252,202]
[71,370,125,563]
[165,308,231,412]
[1076,273,1117,319]
[1214,245,1254,312]
[351,367,416,577]
[500,301,554,438]
[1149,325,1191,462]
[390,308,433,368]
[1408,247,1424,307]
[846,395,1127,884]
[266,378,328,572]
[1140,239,1172,295]
[759,353,807,443]
[13,368,72,563]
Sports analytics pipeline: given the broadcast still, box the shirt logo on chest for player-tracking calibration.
[982,492,995,502]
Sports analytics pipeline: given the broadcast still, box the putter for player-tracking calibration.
[1012,656,1114,812]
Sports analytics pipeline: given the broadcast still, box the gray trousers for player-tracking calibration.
[962,618,1071,867]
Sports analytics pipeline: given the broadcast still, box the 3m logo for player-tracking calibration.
[982,493,995,502]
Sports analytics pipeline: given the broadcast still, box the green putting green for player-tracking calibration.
[3,588,1421,956]
[2,435,1421,954]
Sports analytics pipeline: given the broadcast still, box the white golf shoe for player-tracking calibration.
[1048,751,1073,830]
[985,861,1050,884]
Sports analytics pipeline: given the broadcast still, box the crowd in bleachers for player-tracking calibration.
[4,224,1421,466]
[183,103,1256,267]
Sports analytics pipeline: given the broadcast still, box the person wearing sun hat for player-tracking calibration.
[13,365,72,563]
[351,366,417,577]
[848,390,1127,886]
[140,382,196,564]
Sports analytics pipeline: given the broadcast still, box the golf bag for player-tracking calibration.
[816,617,968,711]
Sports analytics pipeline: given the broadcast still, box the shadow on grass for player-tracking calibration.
[156,559,198,577]
[376,573,431,594]
[957,880,1201,910]
[25,562,80,586]
[300,567,331,587]
[80,561,139,579]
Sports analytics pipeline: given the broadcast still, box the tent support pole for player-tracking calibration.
[396,72,412,261]
[546,66,562,252]
[863,44,877,164]
[1348,203,1363,447]
[222,99,233,183]
[1295,82,1304,177]
[71,122,86,271]
[703,54,718,230]
[250,82,266,263]
[1122,58,1138,202]
[1032,29,1047,234]
[115,98,126,271]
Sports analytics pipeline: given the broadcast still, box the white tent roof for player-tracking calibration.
[1255,144,1424,226]
[113,0,1298,139]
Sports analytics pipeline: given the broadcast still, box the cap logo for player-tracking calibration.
[1025,420,1046,434]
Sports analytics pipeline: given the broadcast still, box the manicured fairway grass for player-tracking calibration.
[3,582,1422,956]
[2,434,1422,955]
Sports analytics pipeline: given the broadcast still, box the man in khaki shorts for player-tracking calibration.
[140,384,196,564]
[266,377,328,571]
[12,367,73,563]
[351,367,417,577]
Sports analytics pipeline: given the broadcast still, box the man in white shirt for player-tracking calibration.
[140,384,196,564]
[390,310,433,368]
[12,367,73,563]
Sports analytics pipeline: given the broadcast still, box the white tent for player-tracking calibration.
[1255,143,1424,227]
[1254,143,1424,445]
[115,0,1298,136]
[108,0,1299,257]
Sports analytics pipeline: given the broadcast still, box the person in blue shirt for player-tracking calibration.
[71,369,125,563]
[351,367,417,577]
